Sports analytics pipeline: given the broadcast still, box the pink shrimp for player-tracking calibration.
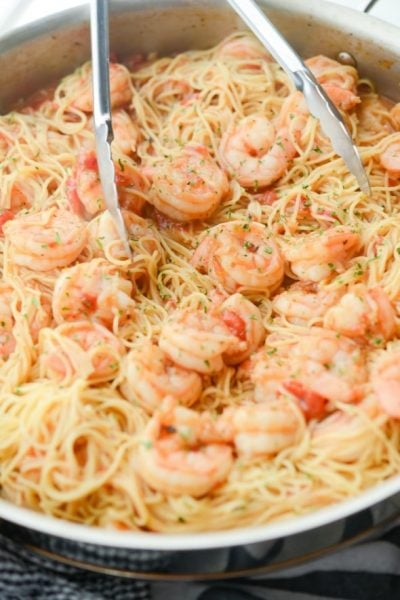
[306,55,360,111]
[72,63,132,113]
[380,141,400,177]
[67,148,147,219]
[137,400,233,497]
[323,284,397,344]
[219,115,295,188]
[4,208,87,272]
[39,321,125,384]
[147,145,229,222]
[283,226,362,282]
[192,221,285,294]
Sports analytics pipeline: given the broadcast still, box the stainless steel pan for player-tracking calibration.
[1,0,400,580]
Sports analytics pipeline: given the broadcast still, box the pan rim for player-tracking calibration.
[1,0,400,552]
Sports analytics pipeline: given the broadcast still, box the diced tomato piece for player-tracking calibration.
[221,309,246,341]
[81,293,97,312]
[0,210,14,233]
[81,152,98,171]
[283,380,327,420]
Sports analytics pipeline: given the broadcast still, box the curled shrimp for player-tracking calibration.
[4,208,87,272]
[220,399,304,458]
[83,110,140,156]
[272,282,341,325]
[87,209,157,261]
[380,141,400,177]
[213,292,266,365]
[289,328,367,404]
[283,226,362,282]
[276,91,308,130]
[250,357,328,420]
[71,63,132,113]
[67,148,147,219]
[219,115,295,188]
[306,55,360,111]
[52,258,135,329]
[218,35,269,60]
[137,400,233,497]
[323,284,397,343]
[39,321,125,384]
[119,342,202,414]
[147,145,229,222]
[311,397,384,463]
[371,346,400,418]
[252,328,366,411]
[159,307,240,374]
[111,109,140,156]
[191,221,285,294]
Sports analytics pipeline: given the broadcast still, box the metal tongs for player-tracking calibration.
[226,0,370,195]
[90,0,131,258]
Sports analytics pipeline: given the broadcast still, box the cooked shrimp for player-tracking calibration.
[52,258,135,328]
[272,282,341,325]
[87,209,156,260]
[306,55,360,111]
[159,308,240,374]
[311,397,384,462]
[147,145,229,221]
[112,109,140,156]
[380,142,400,176]
[67,149,147,219]
[284,226,362,282]
[371,347,400,417]
[25,293,52,344]
[213,293,266,365]
[4,208,87,272]
[191,221,285,294]
[8,180,34,212]
[250,356,328,420]
[322,85,361,111]
[72,63,132,113]
[39,321,125,384]
[82,110,139,156]
[218,36,268,60]
[220,399,303,458]
[219,115,295,188]
[119,342,202,414]
[277,91,308,128]
[323,284,397,343]
[290,328,367,404]
[137,400,233,497]
[252,328,366,410]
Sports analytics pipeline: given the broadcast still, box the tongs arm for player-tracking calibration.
[226,0,370,195]
[90,0,131,257]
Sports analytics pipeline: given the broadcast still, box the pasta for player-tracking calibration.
[1,32,400,533]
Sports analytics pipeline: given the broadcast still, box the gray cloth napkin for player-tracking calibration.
[2,523,400,600]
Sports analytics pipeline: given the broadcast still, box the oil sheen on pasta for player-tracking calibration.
[1,33,400,533]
